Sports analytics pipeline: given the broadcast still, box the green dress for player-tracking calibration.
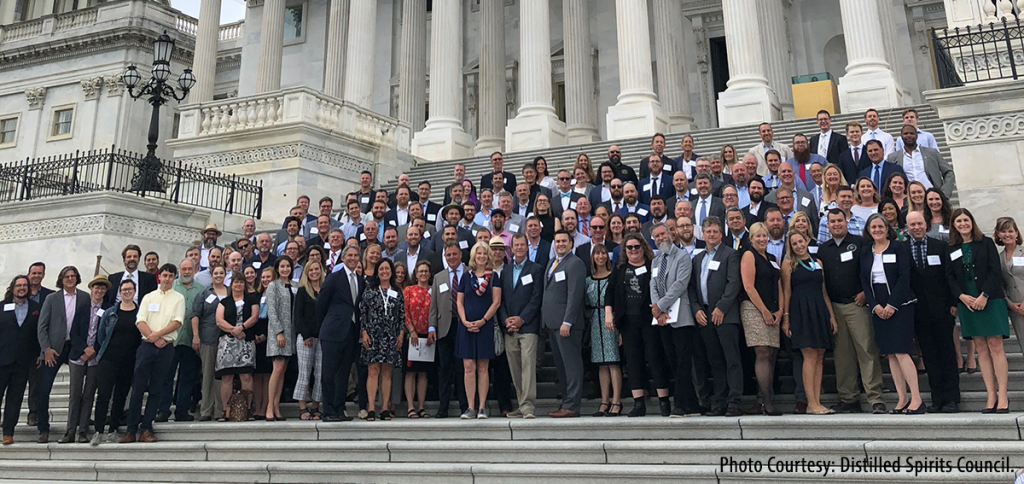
[957,243,1011,338]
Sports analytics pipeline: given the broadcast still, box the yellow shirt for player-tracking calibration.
[137,287,186,343]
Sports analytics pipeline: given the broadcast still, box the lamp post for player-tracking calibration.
[122,31,196,193]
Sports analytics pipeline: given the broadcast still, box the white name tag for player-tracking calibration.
[360,233,367,241]
[95,308,104,317]
[3,303,14,312]
[148,303,159,312]
[424,231,431,238]
[637,208,649,216]
[387,289,398,299]
[206,294,217,304]
[634,266,648,276]
[427,213,437,221]
[771,261,780,270]
[521,274,533,285]
[509,224,520,233]
[883,254,896,264]
[361,196,369,204]
[643,184,652,192]
[389,220,397,226]
[260,296,266,304]
[1014,257,1024,267]
[291,286,298,295]
[928,255,941,266]
[252,262,262,269]
[950,249,962,261]
[841,251,854,262]
[459,241,469,249]
[938,225,949,234]
[569,201,577,210]
[690,188,698,195]
[651,267,659,278]
[310,227,318,234]
[555,271,566,282]
[472,230,478,237]
[708,260,721,271]
[663,165,672,172]
[439,283,449,294]
[808,246,818,254]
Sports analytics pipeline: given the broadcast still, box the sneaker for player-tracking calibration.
[505,409,523,418]
[871,403,887,414]
[104,431,119,443]
[90,432,102,446]
[477,409,488,419]
[357,409,368,420]
[460,409,477,419]
[523,412,535,419]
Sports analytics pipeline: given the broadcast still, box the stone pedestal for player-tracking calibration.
[505,115,567,153]
[413,127,475,161]
[716,0,781,127]
[925,80,1024,231]
[606,0,668,139]
[505,0,565,152]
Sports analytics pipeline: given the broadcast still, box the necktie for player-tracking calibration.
[614,202,620,212]
[699,200,707,226]
[580,219,590,237]
[657,255,668,296]
[328,252,337,272]
[652,177,658,196]
[450,269,459,315]
[733,237,740,250]
[873,164,881,190]
[853,147,859,160]
[349,271,358,303]
[798,163,806,185]
[125,273,133,280]
[550,258,560,277]
[871,131,877,140]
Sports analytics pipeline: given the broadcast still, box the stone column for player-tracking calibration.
[322,0,350,99]
[505,0,566,152]
[837,0,904,112]
[474,0,506,154]
[651,0,694,132]
[876,0,911,103]
[342,0,377,108]
[606,0,667,139]
[397,0,426,133]
[562,0,600,143]
[411,0,473,161]
[255,0,286,93]
[716,0,780,127]
[190,0,222,102]
[756,0,794,118]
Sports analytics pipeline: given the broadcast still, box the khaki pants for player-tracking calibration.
[832,302,884,405]
[199,343,222,418]
[504,332,538,415]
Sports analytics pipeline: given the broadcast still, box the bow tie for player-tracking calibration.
[560,192,571,198]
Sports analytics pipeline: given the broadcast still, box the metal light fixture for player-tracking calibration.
[122,65,141,89]
[177,68,196,92]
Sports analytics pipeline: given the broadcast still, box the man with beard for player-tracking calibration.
[383,186,413,229]
[224,251,244,282]
[521,163,553,203]
[0,275,40,444]
[887,124,956,199]
[673,135,700,178]
[764,208,787,261]
[641,196,669,239]
[193,248,222,288]
[105,245,158,306]
[741,178,775,227]
[248,233,276,270]
[638,133,674,180]
[197,224,223,271]
[693,158,725,197]
[747,122,793,176]
[765,161,818,216]
[787,133,827,190]
[641,155,674,205]
[489,209,514,259]
[689,174,725,234]
[607,179,626,214]
[459,202,488,238]
[380,227,401,260]
[809,110,848,167]
[428,225,469,277]
[723,208,750,253]
[675,216,706,257]
[443,164,467,205]
[551,210,590,258]
[863,108,895,155]
[731,160,752,207]
[817,186,866,244]
[650,223,700,417]
[894,108,938,152]
[395,226,433,274]
[588,163,616,211]
[387,175,420,208]
[666,170,692,216]
[615,182,651,224]
[607,144,638,186]
[276,217,302,255]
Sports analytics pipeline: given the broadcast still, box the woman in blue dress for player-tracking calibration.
[456,242,502,419]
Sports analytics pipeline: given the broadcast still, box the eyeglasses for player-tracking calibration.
[625,245,642,251]
[610,185,623,189]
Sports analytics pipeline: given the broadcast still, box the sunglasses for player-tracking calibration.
[591,225,606,230]
[609,151,621,154]
[238,244,250,250]
[625,245,642,251]
[558,177,571,181]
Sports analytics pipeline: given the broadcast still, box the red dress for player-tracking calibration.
[403,285,434,371]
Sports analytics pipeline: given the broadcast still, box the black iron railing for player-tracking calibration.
[932,17,1024,88]
[0,146,262,219]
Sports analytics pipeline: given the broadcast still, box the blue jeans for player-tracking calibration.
[126,342,174,433]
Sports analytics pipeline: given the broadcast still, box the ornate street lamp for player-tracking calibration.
[122,31,196,193]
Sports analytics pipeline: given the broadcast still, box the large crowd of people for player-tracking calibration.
[0,108,1019,446]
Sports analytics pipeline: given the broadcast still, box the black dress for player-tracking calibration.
[536,213,555,242]
[253,291,271,375]
[788,259,833,350]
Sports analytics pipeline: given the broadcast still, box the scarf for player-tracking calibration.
[473,270,492,296]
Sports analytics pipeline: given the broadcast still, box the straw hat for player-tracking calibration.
[202,223,222,237]
[87,275,111,289]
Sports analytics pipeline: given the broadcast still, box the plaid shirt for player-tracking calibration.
[817,213,866,244]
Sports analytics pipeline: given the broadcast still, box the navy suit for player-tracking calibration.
[497,260,544,335]
[528,239,552,269]
[837,147,871,185]
[0,299,41,437]
[316,268,364,418]
[615,204,652,224]
[859,161,906,190]
[639,175,674,205]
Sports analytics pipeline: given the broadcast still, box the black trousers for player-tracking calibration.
[321,335,358,418]
[695,322,744,408]
[93,351,136,433]
[914,313,961,406]
[435,326,468,414]
[619,314,670,392]
[0,361,30,436]
[659,325,700,412]
[489,351,514,413]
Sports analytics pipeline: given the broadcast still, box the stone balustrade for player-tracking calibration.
[175,14,198,36]
[0,17,45,42]
[0,0,199,46]
[218,21,244,41]
[175,87,412,154]
[54,7,98,31]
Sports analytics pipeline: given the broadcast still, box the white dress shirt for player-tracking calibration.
[865,128,895,155]
[902,147,932,189]
[817,130,832,158]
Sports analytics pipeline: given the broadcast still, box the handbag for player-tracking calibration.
[225,390,252,422]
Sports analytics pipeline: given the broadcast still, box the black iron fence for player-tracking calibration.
[932,17,1024,88]
[0,146,262,219]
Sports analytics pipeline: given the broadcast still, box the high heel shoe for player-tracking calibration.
[905,404,926,415]
[981,407,996,414]
[761,403,783,416]
[889,403,909,414]
[606,403,623,417]
[996,407,1010,414]
[592,403,610,417]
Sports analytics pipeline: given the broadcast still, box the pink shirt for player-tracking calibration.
[63,290,76,341]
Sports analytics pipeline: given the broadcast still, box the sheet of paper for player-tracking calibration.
[407,338,436,362]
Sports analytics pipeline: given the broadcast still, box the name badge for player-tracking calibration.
[690,188,698,195]
[569,201,577,210]
[637,208,649,216]
[882,254,896,264]
[1014,257,1024,267]
[643,184,652,192]
[360,233,367,241]
[555,271,566,282]
[938,225,949,234]
[387,289,398,299]
[252,261,262,269]
[206,294,217,304]
[708,260,721,271]
[459,240,469,249]
[927,255,941,266]
[427,213,437,222]
[389,220,397,226]
[651,267,659,278]
[634,266,648,276]
[950,248,962,261]
[801,197,811,207]
[424,231,431,238]
[439,283,449,293]
[771,261,780,270]
[3,303,14,312]
[260,296,266,304]
[521,274,533,285]
[663,165,672,172]
[95,308,104,317]
[509,223,520,233]
[237,300,246,308]
[291,286,298,295]
[808,246,818,254]
[693,248,705,256]
[472,230,478,237]
[148,303,160,312]
[840,251,854,262]
[310,227,319,235]
[361,196,369,204]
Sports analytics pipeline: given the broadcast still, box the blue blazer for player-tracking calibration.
[859,161,906,188]
[316,268,365,342]
[638,174,674,205]
[497,260,544,335]
[859,240,916,310]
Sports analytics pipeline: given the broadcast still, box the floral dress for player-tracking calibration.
[359,285,405,366]
[403,285,433,371]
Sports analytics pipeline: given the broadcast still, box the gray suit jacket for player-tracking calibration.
[496,259,545,334]
[428,266,459,339]
[886,147,957,200]
[37,288,90,357]
[650,245,695,328]
[541,253,587,331]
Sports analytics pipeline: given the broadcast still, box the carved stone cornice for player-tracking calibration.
[0,29,194,73]
[0,213,200,244]
[176,142,373,173]
[25,86,46,110]
[945,113,1024,144]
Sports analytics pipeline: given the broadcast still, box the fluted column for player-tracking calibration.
[474,0,506,154]
[411,0,473,161]
[837,0,904,111]
[756,0,794,118]
[342,0,377,108]
[651,0,694,132]
[505,0,565,151]
[875,0,911,103]
[716,0,780,127]
[563,0,599,143]
[397,0,426,133]
[606,0,667,139]
[255,0,286,93]
[323,0,350,99]
[190,0,222,102]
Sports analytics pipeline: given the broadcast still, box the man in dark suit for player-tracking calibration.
[809,110,849,166]
[428,225,470,276]
[689,174,726,232]
[639,154,674,205]
[382,186,414,229]
[427,242,469,418]
[860,139,905,191]
[104,244,158,307]
[550,169,585,220]
[588,163,615,213]
[615,182,652,224]
[722,208,751,253]
[36,266,90,442]
[543,231,587,418]
[576,217,619,277]
[837,122,871,185]
[687,217,744,417]
[497,234,544,419]
[355,171,380,214]
[479,151,518,195]
[673,134,700,178]
[524,217,551,269]
[24,262,52,427]
[905,211,961,412]
[638,133,675,180]
[418,181,443,228]
[316,245,364,421]
[740,178,776,228]
[442,164,466,206]
[0,275,41,444]
[386,175,420,209]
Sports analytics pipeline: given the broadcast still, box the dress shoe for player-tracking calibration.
[830,401,860,414]
[926,404,944,414]
[77,432,89,443]
[57,431,76,444]
[981,407,997,414]
[548,408,579,418]
[627,399,646,418]
[154,412,170,423]
[546,408,564,418]
[941,403,960,413]
[175,413,195,422]
[118,433,136,444]
[3,436,14,445]
[36,432,48,444]
[725,405,743,417]
[792,402,808,415]
[871,403,887,414]
[26,414,37,427]
[139,430,158,443]
[703,407,726,417]
[742,403,764,415]
[434,410,449,419]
